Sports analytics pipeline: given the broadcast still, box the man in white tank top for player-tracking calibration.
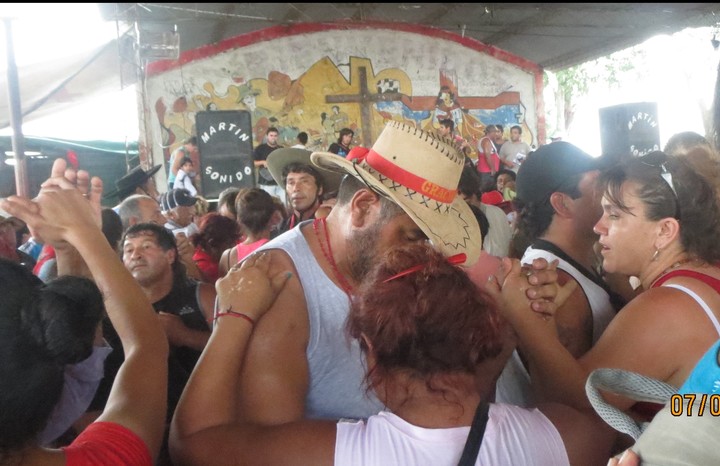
[229,122,562,427]
[496,142,621,406]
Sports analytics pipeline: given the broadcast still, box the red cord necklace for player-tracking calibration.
[313,217,354,296]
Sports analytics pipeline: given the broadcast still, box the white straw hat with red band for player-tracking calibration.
[311,121,481,266]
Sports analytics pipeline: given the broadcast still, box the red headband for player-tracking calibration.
[382,253,467,283]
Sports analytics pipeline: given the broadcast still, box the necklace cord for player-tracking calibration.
[313,218,354,296]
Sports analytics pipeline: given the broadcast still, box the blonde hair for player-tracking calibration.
[194,195,209,217]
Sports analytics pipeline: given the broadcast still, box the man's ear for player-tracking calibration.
[549,192,572,218]
[166,246,177,265]
[349,188,380,228]
[317,184,324,199]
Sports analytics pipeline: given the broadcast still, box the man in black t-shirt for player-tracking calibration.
[253,126,284,199]
[89,223,215,426]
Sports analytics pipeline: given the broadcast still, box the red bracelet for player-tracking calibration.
[214,309,255,326]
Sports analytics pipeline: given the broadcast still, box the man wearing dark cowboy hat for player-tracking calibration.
[266,148,343,234]
[106,164,162,206]
[207,122,563,430]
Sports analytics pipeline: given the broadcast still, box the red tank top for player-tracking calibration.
[653,269,720,292]
[632,269,720,419]
[476,136,499,174]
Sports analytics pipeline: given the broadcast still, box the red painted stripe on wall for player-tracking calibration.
[146,21,542,77]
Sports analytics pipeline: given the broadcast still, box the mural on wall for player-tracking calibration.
[146,24,542,175]
[155,56,533,164]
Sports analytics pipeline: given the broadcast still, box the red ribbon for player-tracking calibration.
[382,253,467,283]
[349,147,456,204]
[347,146,369,162]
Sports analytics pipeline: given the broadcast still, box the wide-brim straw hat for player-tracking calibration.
[311,121,481,266]
[267,148,344,195]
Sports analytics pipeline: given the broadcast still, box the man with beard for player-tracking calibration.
[225,121,562,426]
[266,148,343,234]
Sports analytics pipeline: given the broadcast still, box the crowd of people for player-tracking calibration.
[1,118,720,466]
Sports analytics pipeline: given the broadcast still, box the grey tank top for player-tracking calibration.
[256,222,384,420]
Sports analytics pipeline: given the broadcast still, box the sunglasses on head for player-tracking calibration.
[639,152,677,199]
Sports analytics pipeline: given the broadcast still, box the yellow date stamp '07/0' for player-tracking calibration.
[670,394,720,416]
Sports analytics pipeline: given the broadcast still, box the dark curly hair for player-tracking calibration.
[347,243,504,401]
[0,259,103,458]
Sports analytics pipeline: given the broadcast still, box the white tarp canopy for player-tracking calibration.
[0,37,131,130]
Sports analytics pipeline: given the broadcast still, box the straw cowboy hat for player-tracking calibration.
[267,148,344,195]
[311,121,481,266]
[104,164,162,201]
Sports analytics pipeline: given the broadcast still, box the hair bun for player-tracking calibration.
[21,276,104,366]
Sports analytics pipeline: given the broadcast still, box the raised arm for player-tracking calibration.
[171,148,185,177]
[2,159,169,457]
[170,252,334,466]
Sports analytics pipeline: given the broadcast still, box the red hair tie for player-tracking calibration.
[382,253,466,283]
[347,146,369,162]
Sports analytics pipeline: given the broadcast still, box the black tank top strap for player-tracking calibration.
[532,239,626,311]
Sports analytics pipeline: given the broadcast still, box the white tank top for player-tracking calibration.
[334,404,569,466]
[256,222,384,419]
[495,245,616,407]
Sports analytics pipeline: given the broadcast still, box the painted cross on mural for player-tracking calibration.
[326,66,403,147]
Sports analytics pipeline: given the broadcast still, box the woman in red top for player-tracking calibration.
[0,159,167,465]
[191,213,241,283]
[476,125,501,190]
[502,151,720,426]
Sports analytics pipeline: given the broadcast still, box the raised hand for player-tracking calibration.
[2,158,104,248]
[39,158,103,228]
[175,232,194,259]
[2,185,99,248]
[215,252,292,323]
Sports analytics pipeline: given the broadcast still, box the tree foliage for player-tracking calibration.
[546,46,647,133]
